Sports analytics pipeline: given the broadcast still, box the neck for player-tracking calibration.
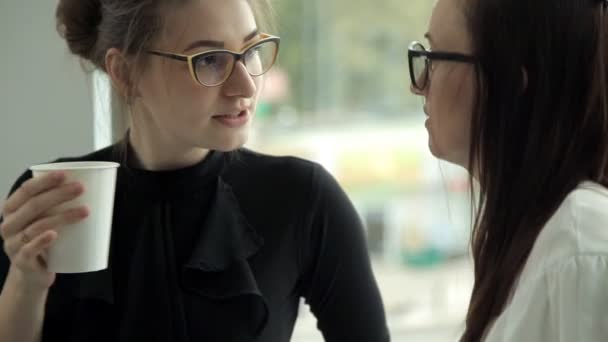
[128,127,209,171]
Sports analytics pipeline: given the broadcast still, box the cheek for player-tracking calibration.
[166,64,207,100]
[137,62,186,107]
[161,65,219,116]
[452,71,475,138]
[253,76,264,97]
[136,68,218,126]
[427,67,475,157]
[247,77,264,111]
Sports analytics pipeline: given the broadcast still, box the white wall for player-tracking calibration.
[0,0,95,203]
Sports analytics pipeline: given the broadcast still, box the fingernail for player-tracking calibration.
[45,231,57,242]
[77,207,89,218]
[69,183,83,194]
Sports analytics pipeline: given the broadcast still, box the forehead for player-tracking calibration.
[428,0,471,51]
[160,0,258,50]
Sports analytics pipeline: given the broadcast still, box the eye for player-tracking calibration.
[197,54,220,67]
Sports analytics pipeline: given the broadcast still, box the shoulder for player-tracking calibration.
[522,182,608,279]
[568,181,608,241]
[224,148,334,193]
[222,149,345,220]
[53,145,116,163]
[228,148,322,176]
[554,181,608,255]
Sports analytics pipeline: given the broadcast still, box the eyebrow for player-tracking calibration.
[184,29,260,51]
[424,32,434,45]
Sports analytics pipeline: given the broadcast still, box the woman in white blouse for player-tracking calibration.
[408,0,608,340]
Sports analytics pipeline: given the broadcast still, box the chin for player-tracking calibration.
[429,141,470,170]
[214,145,244,152]
[428,142,450,162]
[209,134,249,152]
[428,133,441,157]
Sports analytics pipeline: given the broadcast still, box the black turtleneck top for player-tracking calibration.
[0,145,390,342]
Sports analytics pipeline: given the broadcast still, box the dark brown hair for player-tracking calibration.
[56,0,274,87]
[461,0,608,340]
[56,0,167,75]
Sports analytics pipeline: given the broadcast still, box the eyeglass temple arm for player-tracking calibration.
[147,50,188,62]
[409,49,476,64]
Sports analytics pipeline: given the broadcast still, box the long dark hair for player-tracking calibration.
[461,0,608,340]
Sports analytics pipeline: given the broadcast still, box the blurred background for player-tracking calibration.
[253,2,473,341]
[0,1,473,341]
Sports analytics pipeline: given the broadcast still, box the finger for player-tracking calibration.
[3,172,66,215]
[33,231,57,272]
[1,182,84,237]
[14,230,57,272]
[23,206,89,239]
[2,206,87,258]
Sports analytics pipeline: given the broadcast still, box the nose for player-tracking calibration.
[410,80,428,96]
[410,82,425,96]
[410,83,418,95]
[222,61,257,98]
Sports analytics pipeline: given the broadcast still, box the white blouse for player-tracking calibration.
[484,181,608,341]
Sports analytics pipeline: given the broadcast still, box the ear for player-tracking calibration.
[105,48,138,102]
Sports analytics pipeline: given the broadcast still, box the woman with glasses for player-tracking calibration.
[0,1,390,341]
[409,0,608,341]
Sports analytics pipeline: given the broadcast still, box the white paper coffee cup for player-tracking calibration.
[29,161,119,273]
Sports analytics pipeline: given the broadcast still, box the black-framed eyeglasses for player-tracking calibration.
[408,41,476,91]
[147,33,280,87]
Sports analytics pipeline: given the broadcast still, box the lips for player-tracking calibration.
[212,110,245,118]
[212,110,250,128]
[213,103,251,117]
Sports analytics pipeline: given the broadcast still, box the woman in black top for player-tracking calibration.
[0,0,389,341]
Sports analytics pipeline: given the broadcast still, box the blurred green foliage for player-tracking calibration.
[270,0,434,117]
